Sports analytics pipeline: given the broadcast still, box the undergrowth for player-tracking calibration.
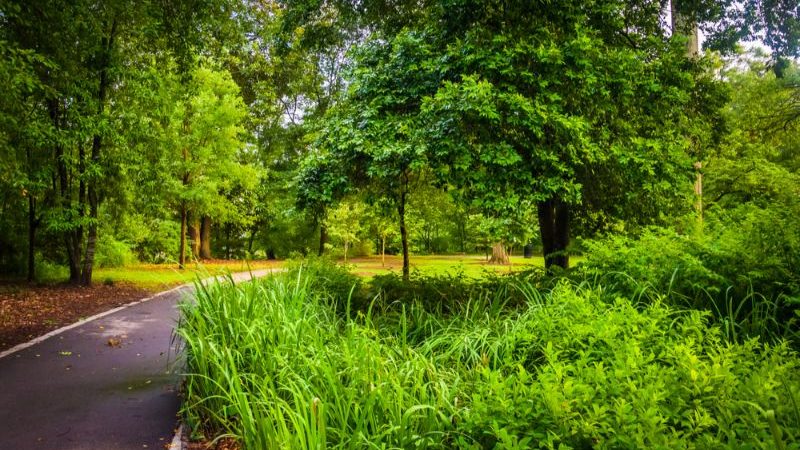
[178,265,800,449]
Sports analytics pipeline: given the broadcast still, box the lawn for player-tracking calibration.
[92,259,283,291]
[345,254,584,278]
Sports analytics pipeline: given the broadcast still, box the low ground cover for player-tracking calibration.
[178,263,800,449]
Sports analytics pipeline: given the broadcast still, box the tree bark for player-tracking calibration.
[671,1,704,225]
[188,214,200,258]
[27,195,36,282]
[80,18,117,287]
[318,223,327,256]
[381,235,386,267]
[179,204,187,269]
[50,99,81,283]
[488,242,509,265]
[398,173,410,281]
[537,197,570,271]
[200,216,212,259]
[671,0,699,56]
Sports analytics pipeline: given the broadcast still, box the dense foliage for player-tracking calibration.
[178,267,800,448]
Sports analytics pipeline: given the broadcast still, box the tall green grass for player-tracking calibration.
[178,269,800,449]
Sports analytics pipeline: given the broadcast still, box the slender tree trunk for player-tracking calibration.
[671,1,704,225]
[50,99,81,283]
[226,224,232,259]
[81,179,97,285]
[27,196,36,282]
[179,204,187,269]
[381,236,386,267]
[398,174,410,281]
[247,225,257,255]
[188,214,200,258]
[81,140,98,286]
[318,223,327,256]
[694,161,703,221]
[80,18,117,287]
[537,197,570,271]
[343,240,349,263]
[200,216,212,259]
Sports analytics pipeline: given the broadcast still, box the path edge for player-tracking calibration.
[169,424,185,450]
[0,269,278,360]
[0,283,190,360]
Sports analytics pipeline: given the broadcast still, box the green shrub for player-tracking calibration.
[581,226,800,344]
[33,257,68,282]
[95,235,138,268]
[178,270,800,449]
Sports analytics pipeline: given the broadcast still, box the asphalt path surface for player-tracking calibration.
[0,270,273,450]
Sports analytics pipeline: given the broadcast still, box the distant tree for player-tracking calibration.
[299,32,439,280]
[326,199,366,262]
[168,67,250,268]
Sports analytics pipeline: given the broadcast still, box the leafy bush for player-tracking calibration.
[95,235,138,268]
[33,257,68,282]
[178,270,800,449]
[581,225,800,344]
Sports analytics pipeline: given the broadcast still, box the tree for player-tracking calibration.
[168,66,250,268]
[0,0,238,284]
[326,199,366,262]
[412,1,725,270]
[300,32,440,280]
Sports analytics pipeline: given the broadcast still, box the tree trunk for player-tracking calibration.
[81,178,97,286]
[381,236,386,267]
[27,196,36,282]
[488,242,510,265]
[226,224,232,259]
[398,176,410,281]
[188,215,200,258]
[247,226,257,255]
[179,204,187,269]
[80,18,116,287]
[318,224,327,256]
[200,216,212,259]
[671,0,699,56]
[343,240,349,263]
[671,1,703,225]
[694,161,703,222]
[537,197,570,271]
[50,99,81,284]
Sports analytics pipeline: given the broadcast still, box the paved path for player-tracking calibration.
[0,270,274,450]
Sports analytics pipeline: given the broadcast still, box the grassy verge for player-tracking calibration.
[20,259,283,291]
[93,260,282,291]
[177,264,800,448]
[345,254,584,278]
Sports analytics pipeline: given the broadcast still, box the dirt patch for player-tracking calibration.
[185,437,240,450]
[0,282,151,352]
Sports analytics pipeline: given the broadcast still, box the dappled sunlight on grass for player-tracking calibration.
[93,260,282,291]
[345,254,583,278]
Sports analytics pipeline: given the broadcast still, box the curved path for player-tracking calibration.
[0,270,275,450]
